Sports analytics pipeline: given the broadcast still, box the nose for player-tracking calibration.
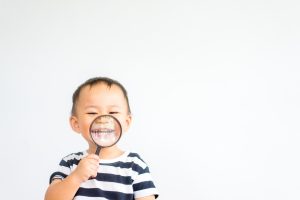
[93,115,114,125]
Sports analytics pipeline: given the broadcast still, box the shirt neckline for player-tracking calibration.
[83,150,130,163]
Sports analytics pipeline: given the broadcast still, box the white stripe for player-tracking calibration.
[99,151,130,163]
[129,156,147,169]
[52,175,63,180]
[100,154,147,169]
[62,152,147,169]
[99,165,138,177]
[61,163,139,177]
[63,152,147,171]
[134,188,159,198]
[133,172,153,184]
[81,180,133,194]
[57,165,71,175]
[64,152,86,162]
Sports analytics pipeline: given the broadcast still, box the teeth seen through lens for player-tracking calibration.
[91,129,117,145]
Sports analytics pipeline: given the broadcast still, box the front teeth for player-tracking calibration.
[92,130,113,138]
[91,129,117,145]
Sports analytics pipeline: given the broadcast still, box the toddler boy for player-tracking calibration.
[45,77,159,200]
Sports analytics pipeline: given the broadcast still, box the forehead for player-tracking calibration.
[77,83,126,106]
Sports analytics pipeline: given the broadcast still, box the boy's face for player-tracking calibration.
[70,83,132,146]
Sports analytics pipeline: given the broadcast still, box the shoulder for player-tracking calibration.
[62,151,86,160]
[125,152,149,171]
[126,152,159,198]
[62,151,86,161]
[59,151,86,166]
[126,152,145,162]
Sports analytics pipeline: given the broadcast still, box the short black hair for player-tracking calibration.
[71,77,131,115]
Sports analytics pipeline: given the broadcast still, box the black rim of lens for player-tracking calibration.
[89,115,123,148]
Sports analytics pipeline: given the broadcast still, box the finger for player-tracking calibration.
[87,154,100,161]
[92,167,98,177]
[86,158,100,166]
[88,167,99,179]
[89,163,98,170]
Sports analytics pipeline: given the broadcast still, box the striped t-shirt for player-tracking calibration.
[49,151,159,200]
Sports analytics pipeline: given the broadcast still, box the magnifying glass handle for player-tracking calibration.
[95,146,101,155]
[89,146,101,180]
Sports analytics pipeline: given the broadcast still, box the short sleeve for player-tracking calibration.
[132,160,159,199]
[49,158,72,184]
[48,152,84,184]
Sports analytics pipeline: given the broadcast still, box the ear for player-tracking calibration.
[69,116,81,134]
[123,114,132,132]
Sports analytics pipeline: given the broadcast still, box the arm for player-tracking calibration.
[44,175,81,200]
[136,195,156,200]
[44,154,99,200]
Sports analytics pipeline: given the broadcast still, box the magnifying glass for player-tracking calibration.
[89,115,122,155]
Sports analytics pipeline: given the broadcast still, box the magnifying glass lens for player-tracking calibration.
[90,115,122,148]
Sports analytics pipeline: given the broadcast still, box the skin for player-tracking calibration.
[44,83,155,200]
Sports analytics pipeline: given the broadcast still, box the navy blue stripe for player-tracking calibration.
[61,151,84,165]
[49,172,67,183]
[133,181,155,191]
[59,159,70,167]
[128,152,144,161]
[76,187,134,200]
[138,166,150,175]
[65,151,85,157]
[60,152,147,170]
[74,151,85,156]
[61,157,145,174]
[60,159,145,174]
[61,157,80,166]
[96,173,133,185]
[101,161,144,174]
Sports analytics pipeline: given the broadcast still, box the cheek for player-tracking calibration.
[80,123,93,141]
[121,119,130,132]
[79,120,93,132]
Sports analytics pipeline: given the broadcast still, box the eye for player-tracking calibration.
[87,112,97,115]
[109,112,119,115]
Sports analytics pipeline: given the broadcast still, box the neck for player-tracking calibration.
[88,145,124,159]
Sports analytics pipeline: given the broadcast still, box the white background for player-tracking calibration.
[0,0,299,199]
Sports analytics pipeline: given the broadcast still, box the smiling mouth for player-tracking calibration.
[91,128,114,136]
[91,128,117,145]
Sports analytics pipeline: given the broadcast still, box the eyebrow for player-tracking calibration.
[84,105,98,109]
[84,105,121,109]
